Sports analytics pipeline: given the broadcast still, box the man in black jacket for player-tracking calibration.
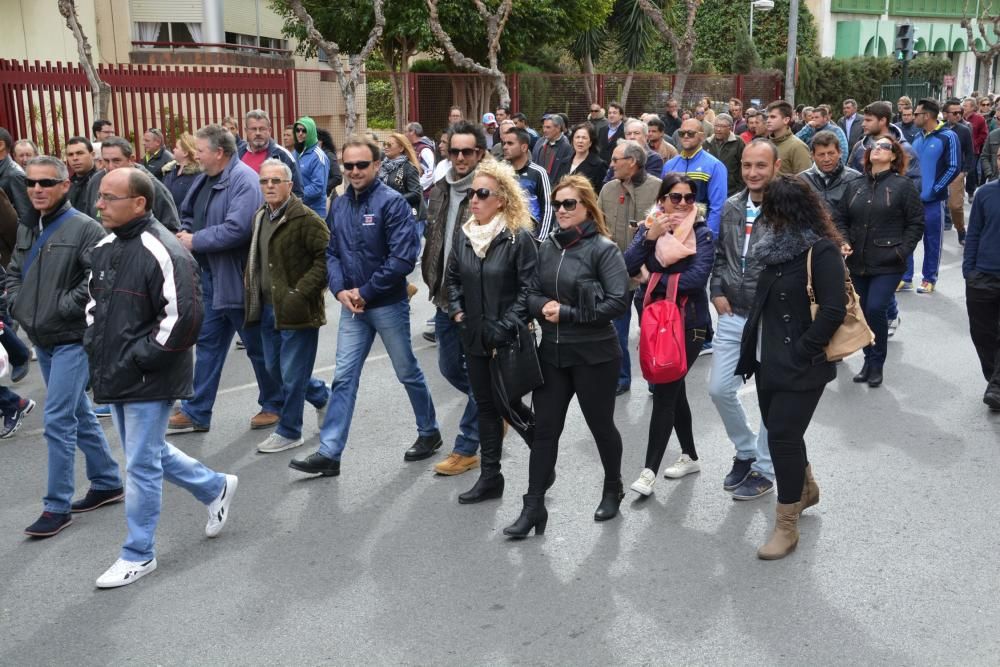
[531,114,573,185]
[85,137,180,231]
[85,167,236,588]
[10,156,124,539]
[799,130,862,230]
[944,99,975,244]
[66,136,98,212]
[140,128,174,181]
[0,127,32,224]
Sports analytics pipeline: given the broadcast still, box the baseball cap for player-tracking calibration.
[482,113,498,125]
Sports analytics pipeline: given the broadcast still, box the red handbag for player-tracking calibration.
[639,273,688,384]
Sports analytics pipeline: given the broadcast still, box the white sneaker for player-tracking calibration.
[662,454,701,479]
[96,557,157,588]
[630,468,656,496]
[205,474,238,537]
[887,317,899,337]
[257,433,304,453]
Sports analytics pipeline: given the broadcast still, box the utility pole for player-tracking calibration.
[785,0,799,105]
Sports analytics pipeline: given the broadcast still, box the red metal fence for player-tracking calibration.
[0,59,296,155]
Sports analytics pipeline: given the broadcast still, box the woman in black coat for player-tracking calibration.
[736,175,847,561]
[378,133,426,221]
[838,134,924,387]
[161,133,201,210]
[568,122,608,195]
[445,160,538,504]
[504,175,629,538]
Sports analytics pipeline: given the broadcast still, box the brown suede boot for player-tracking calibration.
[799,464,820,514]
[757,502,801,560]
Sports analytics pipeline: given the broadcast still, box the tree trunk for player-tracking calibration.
[582,53,596,106]
[673,51,693,104]
[621,70,635,109]
[58,0,111,120]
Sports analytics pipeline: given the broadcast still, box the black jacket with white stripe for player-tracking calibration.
[84,213,203,403]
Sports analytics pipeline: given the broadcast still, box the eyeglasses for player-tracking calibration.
[872,142,894,151]
[448,147,479,158]
[610,156,634,163]
[947,110,963,116]
[552,198,579,211]
[677,130,699,138]
[295,127,307,134]
[590,108,601,113]
[97,193,137,203]
[259,178,290,186]
[471,188,496,200]
[664,192,697,205]
[25,177,66,188]
[342,161,372,171]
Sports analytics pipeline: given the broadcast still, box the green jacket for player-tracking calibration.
[244,194,330,330]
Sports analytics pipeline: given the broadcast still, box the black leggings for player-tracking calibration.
[645,328,706,472]
[465,354,534,466]
[757,384,826,504]
[527,357,623,495]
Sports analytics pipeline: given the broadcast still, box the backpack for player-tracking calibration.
[639,272,688,384]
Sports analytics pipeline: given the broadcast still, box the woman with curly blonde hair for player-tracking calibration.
[444,159,538,503]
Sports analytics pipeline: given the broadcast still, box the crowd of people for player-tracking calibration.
[0,87,998,588]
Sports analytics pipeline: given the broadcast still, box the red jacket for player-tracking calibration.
[968,112,988,154]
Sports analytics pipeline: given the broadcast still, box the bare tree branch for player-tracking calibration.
[57,0,111,121]
[962,0,1000,91]
[636,0,700,101]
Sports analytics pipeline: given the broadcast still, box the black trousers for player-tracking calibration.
[465,354,534,474]
[966,274,1000,387]
[527,357,623,496]
[757,384,826,504]
[644,328,706,472]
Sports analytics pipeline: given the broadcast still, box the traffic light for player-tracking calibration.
[895,23,916,61]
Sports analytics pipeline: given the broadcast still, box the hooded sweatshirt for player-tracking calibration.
[294,116,331,218]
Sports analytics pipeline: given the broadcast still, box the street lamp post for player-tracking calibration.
[749,0,774,40]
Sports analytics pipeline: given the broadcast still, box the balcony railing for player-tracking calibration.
[131,41,292,56]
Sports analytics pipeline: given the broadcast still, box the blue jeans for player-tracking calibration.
[318,301,438,460]
[903,201,944,284]
[612,290,635,387]
[181,269,283,428]
[707,313,773,480]
[36,344,122,514]
[887,295,899,321]
[853,272,902,366]
[111,400,224,562]
[433,308,479,455]
[259,304,328,440]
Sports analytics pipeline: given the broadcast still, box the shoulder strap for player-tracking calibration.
[805,245,816,305]
[21,207,74,278]
[643,272,662,308]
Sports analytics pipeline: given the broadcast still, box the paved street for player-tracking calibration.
[0,226,998,666]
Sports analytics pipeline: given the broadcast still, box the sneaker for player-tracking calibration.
[958,229,967,245]
[205,474,238,537]
[10,362,28,383]
[167,410,209,434]
[615,383,630,396]
[250,411,279,429]
[30,347,36,361]
[698,341,714,356]
[235,339,246,350]
[92,404,112,418]
[896,280,913,292]
[731,471,775,500]
[433,452,480,475]
[723,456,755,491]
[887,317,900,337]
[630,468,656,496]
[662,454,700,479]
[24,511,73,537]
[96,557,157,589]
[71,486,125,513]
[257,433,304,454]
[421,330,437,344]
[1,398,35,438]
[916,281,935,294]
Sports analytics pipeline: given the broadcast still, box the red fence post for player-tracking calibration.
[408,72,419,123]
[735,74,744,104]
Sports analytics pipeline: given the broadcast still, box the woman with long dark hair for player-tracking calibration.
[504,175,629,538]
[736,175,847,560]
[568,122,607,194]
[838,134,924,387]
[624,173,714,495]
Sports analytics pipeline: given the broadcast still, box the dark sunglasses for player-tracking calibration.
[342,161,372,171]
[26,178,65,188]
[872,141,894,151]
[470,188,496,200]
[677,130,699,138]
[552,198,579,211]
[259,177,289,186]
[294,127,307,133]
[664,192,696,205]
[449,147,479,158]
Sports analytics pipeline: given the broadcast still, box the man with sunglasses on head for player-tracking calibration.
[140,128,173,182]
[289,136,440,477]
[9,155,124,538]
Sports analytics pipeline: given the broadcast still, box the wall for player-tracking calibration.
[3,0,101,63]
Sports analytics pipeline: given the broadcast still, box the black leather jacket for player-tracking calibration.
[838,170,925,276]
[446,226,538,357]
[711,189,767,317]
[527,220,628,346]
[798,163,863,229]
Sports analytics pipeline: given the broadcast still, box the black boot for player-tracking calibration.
[503,494,548,538]
[867,364,884,387]
[594,479,625,522]
[458,473,504,504]
[852,362,870,383]
[460,421,504,504]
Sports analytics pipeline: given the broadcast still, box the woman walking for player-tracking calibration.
[624,174,713,495]
[379,132,426,221]
[567,123,607,195]
[161,133,201,210]
[504,175,629,538]
[445,160,538,503]
[736,175,847,560]
[838,134,924,387]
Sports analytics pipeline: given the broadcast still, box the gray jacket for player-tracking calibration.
[711,189,768,317]
[84,164,180,231]
[0,155,32,224]
[798,163,863,230]
[981,127,1000,180]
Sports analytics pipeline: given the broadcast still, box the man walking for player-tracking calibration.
[289,137,440,477]
[85,137,180,230]
[662,118,728,236]
[704,113,745,196]
[0,127,32,224]
[531,114,573,185]
[238,109,303,196]
[766,101,812,175]
[66,136,99,212]
[140,128,173,181]
[598,102,626,164]
[292,116,331,218]
[795,104,849,160]
[501,127,553,240]
[942,99,974,246]
[245,159,330,454]
[839,98,864,149]
[10,156,123,537]
[85,167,236,588]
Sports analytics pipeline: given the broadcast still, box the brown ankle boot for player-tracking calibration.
[758,502,801,560]
[799,464,820,514]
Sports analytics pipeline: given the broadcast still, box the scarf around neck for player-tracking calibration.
[753,225,822,265]
[378,155,408,181]
[463,214,507,258]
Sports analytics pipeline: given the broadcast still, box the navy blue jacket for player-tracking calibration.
[948,121,976,173]
[964,179,1000,278]
[624,218,714,330]
[326,178,418,309]
[913,124,960,203]
[237,139,304,198]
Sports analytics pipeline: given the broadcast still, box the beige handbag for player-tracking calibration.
[806,246,875,362]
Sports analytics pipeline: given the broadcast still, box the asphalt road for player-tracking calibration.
[0,222,998,666]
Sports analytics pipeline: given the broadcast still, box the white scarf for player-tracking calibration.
[462,214,507,258]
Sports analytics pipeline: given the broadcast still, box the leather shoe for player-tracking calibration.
[985,386,1000,411]
[867,365,883,388]
[852,363,870,383]
[615,384,630,396]
[288,452,340,476]
[404,431,443,461]
[250,411,279,429]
